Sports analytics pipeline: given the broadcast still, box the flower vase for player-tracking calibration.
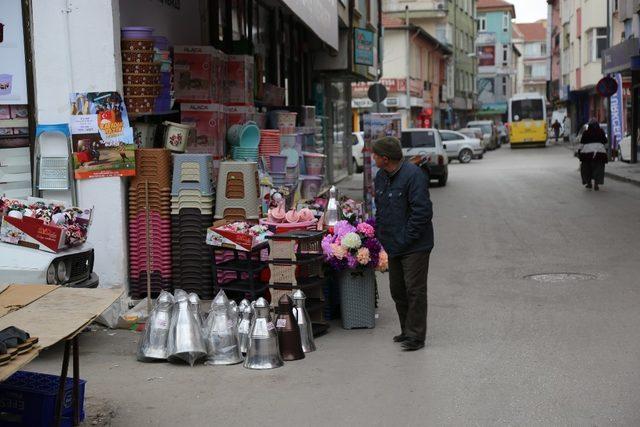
[338,268,376,329]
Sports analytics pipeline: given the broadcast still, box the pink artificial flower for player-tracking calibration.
[331,243,347,260]
[356,222,375,238]
[377,250,389,271]
[333,220,356,238]
[356,247,371,265]
[321,234,335,256]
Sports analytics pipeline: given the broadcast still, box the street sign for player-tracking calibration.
[368,83,387,103]
[596,76,619,98]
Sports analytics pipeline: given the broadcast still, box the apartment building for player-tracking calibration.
[382,0,477,128]
[513,21,548,97]
[475,0,519,122]
[557,0,608,131]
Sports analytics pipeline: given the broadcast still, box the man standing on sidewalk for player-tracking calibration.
[372,137,434,351]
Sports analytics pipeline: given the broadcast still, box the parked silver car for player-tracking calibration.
[439,130,484,163]
[467,120,499,150]
[400,128,449,186]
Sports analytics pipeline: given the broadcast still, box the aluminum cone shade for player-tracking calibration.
[244,298,283,370]
[137,291,174,362]
[204,296,243,365]
[292,290,316,353]
[167,291,207,366]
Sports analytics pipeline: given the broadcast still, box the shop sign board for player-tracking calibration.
[354,28,374,66]
[68,92,136,180]
[478,45,496,67]
[351,78,422,98]
[610,73,624,149]
[0,0,28,104]
[281,0,339,50]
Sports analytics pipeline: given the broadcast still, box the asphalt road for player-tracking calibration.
[30,145,640,426]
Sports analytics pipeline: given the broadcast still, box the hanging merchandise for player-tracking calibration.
[292,290,316,353]
[69,92,136,179]
[166,290,207,366]
[274,295,305,361]
[137,291,174,362]
[203,290,243,365]
[244,297,283,370]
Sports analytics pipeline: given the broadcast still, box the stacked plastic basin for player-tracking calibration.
[129,149,172,298]
[171,154,215,298]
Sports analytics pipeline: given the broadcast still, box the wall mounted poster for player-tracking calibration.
[69,92,136,179]
[0,0,28,104]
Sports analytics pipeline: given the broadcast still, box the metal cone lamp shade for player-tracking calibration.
[244,298,283,369]
[204,296,243,365]
[188,292,205,329]
[228,300,239,324]
[237,306,253,355]
[275,295,305,361]
[167,291,207,366]
[137,291,174,361]
[292,290,316,353]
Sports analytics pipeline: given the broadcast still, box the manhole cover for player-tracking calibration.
[523,273,597,283]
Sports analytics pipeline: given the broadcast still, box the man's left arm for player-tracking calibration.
[405,170,432,243]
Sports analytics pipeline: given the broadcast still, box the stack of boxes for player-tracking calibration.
[128,149,172,298]
[171,153,215,298]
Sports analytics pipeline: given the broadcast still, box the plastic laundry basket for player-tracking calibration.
[339,269,376,329]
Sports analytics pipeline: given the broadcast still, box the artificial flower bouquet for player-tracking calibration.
[0,196,92,252]
[206,220,272,251]
[322,219,388,272]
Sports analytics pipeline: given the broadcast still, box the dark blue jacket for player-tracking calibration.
[374,161,434,258]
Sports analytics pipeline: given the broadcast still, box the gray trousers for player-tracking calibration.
[388,251,431,342]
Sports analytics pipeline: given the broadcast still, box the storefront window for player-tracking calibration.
[329,81,350,182]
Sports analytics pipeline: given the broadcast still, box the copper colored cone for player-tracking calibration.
[275,295,305,361]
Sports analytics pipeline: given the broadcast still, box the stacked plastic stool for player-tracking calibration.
[129,149,172,298]
[214,161,261,221]
[171,154,215,298]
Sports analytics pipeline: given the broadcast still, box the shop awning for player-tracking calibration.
[281,0,339,50]
[477,102,507,115]
[602,37,640,75]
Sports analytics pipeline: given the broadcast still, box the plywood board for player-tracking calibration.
[0,285,59,318]
[0,287,123,381]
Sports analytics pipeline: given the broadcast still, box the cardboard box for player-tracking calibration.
[174,46,219,103]
[0,198,92,253]
[206,220,269,252]
[181,103,225,158]
[225,105,255,128]
[225,55,254,105]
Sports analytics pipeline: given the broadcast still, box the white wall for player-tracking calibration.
[31,0,127,288]
[382,31,407,78]
[118,0,204,45]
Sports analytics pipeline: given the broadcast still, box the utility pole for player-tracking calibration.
[606,0,613,159]
[405,5,411,127]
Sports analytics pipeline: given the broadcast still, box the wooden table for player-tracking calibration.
[0,284,123,426]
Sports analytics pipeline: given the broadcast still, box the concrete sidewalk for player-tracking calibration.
[605,161,640,186]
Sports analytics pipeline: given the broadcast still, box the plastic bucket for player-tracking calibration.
[163,121,193,153]
[300,176,323,199]
[226,121,259,148]
[269,155,287,173]
[303,152,325,175]
[121,26,154,40]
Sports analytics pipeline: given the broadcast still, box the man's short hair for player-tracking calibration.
[372,136,403,161]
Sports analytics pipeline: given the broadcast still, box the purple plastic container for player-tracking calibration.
[160,72,171,87]
[153,36,170,50]
[269,155,287,173]
[154,96,172,112]
[121,26,154,40]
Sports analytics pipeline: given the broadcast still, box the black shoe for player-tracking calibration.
[585,183,592,189]
[594,184,599,191]
[393,334,409,343]
[401,339,425,351]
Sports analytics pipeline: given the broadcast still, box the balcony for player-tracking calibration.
[382,0,448,17]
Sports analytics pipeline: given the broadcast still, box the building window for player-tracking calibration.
[525,65,532,78]
[588,27,607,62]
[478,16,486,31]
[503,14,509,31]
[502,76,508,96]
[502,44,508,63]
[541,43,547,55]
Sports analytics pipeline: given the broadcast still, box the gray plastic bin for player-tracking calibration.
[339,269,376,329]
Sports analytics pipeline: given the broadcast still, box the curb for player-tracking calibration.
[605,171,640,187]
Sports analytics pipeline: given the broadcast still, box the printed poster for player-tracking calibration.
[0,0,28,104]
[362,113,402,217]
[69,92,136,179]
